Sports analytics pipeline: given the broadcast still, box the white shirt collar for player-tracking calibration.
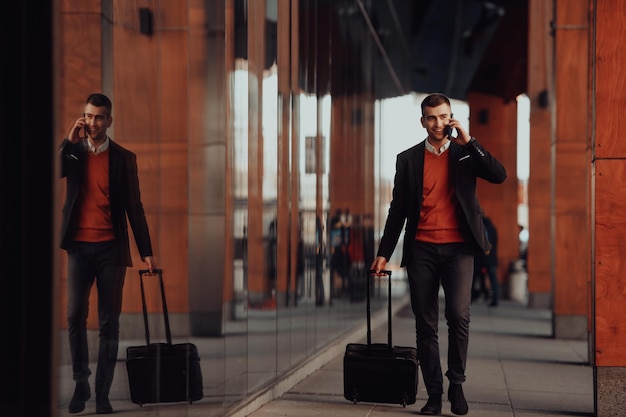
[425,138,450,156]
[86,136,110,155]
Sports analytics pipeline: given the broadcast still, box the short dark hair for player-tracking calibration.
[421,93,451,116]
[86,93,112,116]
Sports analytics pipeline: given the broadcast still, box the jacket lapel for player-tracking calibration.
[449,142,461,179]
[108,141,121,201]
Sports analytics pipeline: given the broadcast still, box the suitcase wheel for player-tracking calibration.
[350,388,359,404]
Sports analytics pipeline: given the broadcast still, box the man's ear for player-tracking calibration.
[106,116,113,128]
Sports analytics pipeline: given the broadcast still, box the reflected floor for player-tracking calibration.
[56,277,409,417]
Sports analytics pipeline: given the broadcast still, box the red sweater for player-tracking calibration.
[415,150,465,243]
[71,150,115,242]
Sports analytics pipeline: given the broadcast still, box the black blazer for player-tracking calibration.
[377,138,506,267]
[59,138,153,267]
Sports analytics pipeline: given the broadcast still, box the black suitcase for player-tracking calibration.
[343,270,418,407]
[126,269,203,405]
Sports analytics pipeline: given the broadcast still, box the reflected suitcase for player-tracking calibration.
[126,269,203,405]
[343,270,418,407]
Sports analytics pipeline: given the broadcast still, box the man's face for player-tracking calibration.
[83,103,112,142]
[420,103,452,143]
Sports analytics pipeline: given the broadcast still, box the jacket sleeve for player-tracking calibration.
[465,138,507,184]
[123,151,154,260]
[376,154,409,260]
[59,138,81,179]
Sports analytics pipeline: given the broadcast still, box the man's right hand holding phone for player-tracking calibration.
[67,115,86,144]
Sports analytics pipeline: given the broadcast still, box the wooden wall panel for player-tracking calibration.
[60,0,100,13]
[130,143,160,211]
[554,214,589,314]
[111,0,187,30]
[555,143,588,211]
[595,2,626,159]
[158,33,190,143]
[58,12,103,134]
[594,0,626,366]
[123,142,189,313]
[109,2,191,315]
[112,28,159,142]
[158,142,189,212]
[154,0,188,28]
[595,159,626,365]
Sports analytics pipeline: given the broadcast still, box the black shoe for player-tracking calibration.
[68,381,91,414]
[420,394,442,415]
[95,395,113,414]
[448,383,468,415]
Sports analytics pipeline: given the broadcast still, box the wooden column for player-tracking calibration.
[187,0,228,335]
[276,0,292,305]
[329,95,375,217]
[328,93,376,283]
[247,0,268,302]
[527,0,554,308]
[289,0,302,306]
[553,0,590,340]
[593,0,626,413]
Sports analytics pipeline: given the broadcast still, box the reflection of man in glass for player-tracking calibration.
[59,93,157,414]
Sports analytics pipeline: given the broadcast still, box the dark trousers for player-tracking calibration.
[405,240,474,395]
[66,241,126,396]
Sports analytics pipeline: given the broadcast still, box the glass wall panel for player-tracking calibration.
[226,62,250,406]
[53,1,404,416]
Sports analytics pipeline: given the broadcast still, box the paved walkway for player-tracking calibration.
[56,298,594,417]
[244,299,594,417]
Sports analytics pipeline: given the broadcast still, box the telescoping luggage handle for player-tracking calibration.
[138,269,172,346]
[367,269,392,348]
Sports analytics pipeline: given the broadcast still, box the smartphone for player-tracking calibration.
[444,125,454,138]
[79,113,86,138]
